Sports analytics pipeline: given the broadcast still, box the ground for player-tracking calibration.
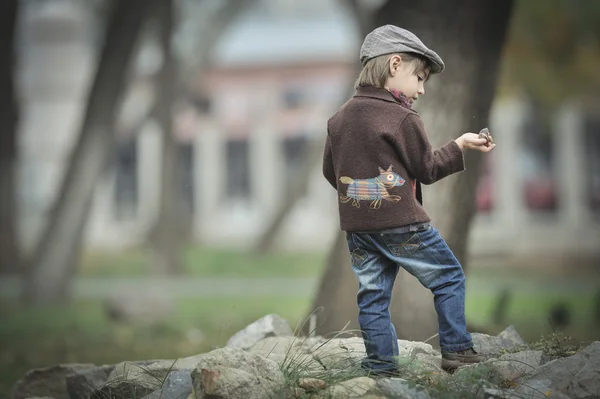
[0,246,598,397]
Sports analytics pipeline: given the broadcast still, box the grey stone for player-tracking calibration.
[497,326,527,347]
[10,363,95,399]
[93,361,173,399]
[66,365,114,399]
[472,326,527,355]
[297,377,327,392]
[141,370,193,399]
[226,314,293,350]
[191,347,285,399]
[518,341,600,399]
[483,388,512,398]
[487,350,543,381]
[376,377,431,399]
[411,353,444,374]
[306,337,365,370]
[512,379,555,399]
[249,336,302,357]
[172,354,207,370]
[397,339,441,358]
[316,377,376,398]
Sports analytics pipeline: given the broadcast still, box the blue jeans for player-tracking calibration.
[346,224,473,372]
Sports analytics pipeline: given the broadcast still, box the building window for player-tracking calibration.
[114,138,138,221]
[226,139,251,200]
[178,143,194,215]
[281,136,308,198]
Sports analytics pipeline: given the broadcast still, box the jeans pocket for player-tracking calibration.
[382,232,421,258]
[350,248,368,270]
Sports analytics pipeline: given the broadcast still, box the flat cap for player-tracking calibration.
[359,25,445,74]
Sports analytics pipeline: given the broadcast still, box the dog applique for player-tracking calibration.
[339,165,405,209]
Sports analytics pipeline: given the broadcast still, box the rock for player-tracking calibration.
[513,379,557,399]
[397,339,440,357]
[141,370,193,399]
[376,377,431,399]
[472,325,527,355]
[317,377,376,398]
[249,336,301,357]
[226,314,294,350]
[298,336,328,351]
[516,341,600,399]
[66,365,114,399]
[10,363,95,399]
[92,361,174,398]
[190,347,285,399]
[454,350,543,393]
[298,377,327,392]
[306,337,365,370]
[250,336,326,376]
[172,354,207,370]
[490,350,543,381]
[281,353,327,378]
[483,388,511,398]
[496,325,527,347]
[411,353,444,374]
[104,292,173,324]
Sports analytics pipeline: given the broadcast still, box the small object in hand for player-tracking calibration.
[478,127,493,145]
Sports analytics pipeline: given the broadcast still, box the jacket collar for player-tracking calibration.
[353,85,416,112]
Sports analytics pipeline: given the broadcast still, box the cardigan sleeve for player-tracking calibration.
[391,113,465,185]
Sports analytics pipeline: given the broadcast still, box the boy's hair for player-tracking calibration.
[354,52,430,89]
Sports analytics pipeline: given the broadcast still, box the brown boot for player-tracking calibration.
[441,348,485,371]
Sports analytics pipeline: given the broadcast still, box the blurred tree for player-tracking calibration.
[23,0,160,304]
[147,0,186,274]
[308,0,513,343]
[146,0,256,274]
[499,0,600,109]
[0,0,19,275]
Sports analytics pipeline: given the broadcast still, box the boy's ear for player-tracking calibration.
[389,55,402,75]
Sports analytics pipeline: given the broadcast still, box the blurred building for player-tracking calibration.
[16,0,600,266]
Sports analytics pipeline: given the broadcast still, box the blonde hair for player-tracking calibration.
[354,52,430,89]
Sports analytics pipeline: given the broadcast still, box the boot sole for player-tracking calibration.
[441,358,463,371]
[442,357,485,372]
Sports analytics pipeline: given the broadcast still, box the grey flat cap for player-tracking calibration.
[360,25,445,74]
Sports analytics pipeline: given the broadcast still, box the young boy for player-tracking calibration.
[322,25,495,374]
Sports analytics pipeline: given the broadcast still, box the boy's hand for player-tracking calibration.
[455,133,496,153]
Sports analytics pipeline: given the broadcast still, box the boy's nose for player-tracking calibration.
[418,85,425,95]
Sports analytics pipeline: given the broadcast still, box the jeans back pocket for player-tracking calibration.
[381,232,421,258]
[350,248,368,270]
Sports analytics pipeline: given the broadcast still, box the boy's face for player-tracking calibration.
[385,55,428,104]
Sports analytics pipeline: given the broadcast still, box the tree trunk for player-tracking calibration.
[147,0,256,270]
[22,0,159,304]
[0,0,19,275]
[309,0,513,343]
[147,0,186,275]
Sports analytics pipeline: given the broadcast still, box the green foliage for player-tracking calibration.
[529,331,585,359]
[500,0,600,108]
